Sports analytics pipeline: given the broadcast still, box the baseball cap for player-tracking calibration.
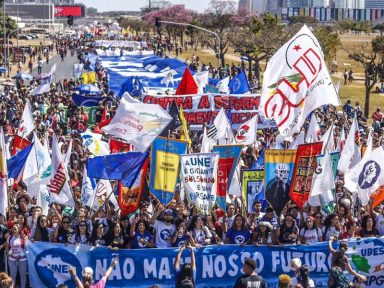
[84,267,93,274]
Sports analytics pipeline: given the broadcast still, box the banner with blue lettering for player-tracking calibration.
[149,137,187,205]
[26,237,384,288]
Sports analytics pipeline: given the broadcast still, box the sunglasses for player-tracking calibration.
[79,224,87,227]
[316,216,322,219]
[62,221,70,224]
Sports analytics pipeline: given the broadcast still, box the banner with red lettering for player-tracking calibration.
[141,94,274,129]
[289,142,323,208]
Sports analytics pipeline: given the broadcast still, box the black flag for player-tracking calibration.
[160,100,182,137]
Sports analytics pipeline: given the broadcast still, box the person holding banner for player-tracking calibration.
[149,206,176,248]
[172,219,195,248]
[69,256,119,288]
[130,219,155,249]
[188,216,212,247]
[7,224,28,288]
[225,215,251,245]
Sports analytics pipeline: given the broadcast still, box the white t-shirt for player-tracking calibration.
[322,226,340,241]
[153,220,175,248]
[376,214,384,236]
[9,236,26,261]
[219,215,235,241]
[299,228,321,244]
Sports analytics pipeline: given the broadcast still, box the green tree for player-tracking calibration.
[315,26,341,64]
[348,36,384,117]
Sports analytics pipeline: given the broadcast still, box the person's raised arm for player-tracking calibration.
[149,204,164,225]
[328,236,337,254]
[174,244,184,271]
[345,260,367,283]
[69,267,84,288]
[189,244,196,271]
[102,256,119,281]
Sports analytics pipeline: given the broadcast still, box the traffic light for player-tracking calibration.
[155,17,161,28]
[67,15,74,26]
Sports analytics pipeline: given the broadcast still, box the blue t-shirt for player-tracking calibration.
[172,234,189,248]
[226,228,250,244]
[131,231,153,249]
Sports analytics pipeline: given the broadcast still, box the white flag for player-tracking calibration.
[92,180,119,211]
[259,25,339,137]
[0,128,7,216]
[344,147,384,205]
[180,153,219,213]
[49,63,57,76]
[217,77,229,93]
[49,134,74,206]
[200,127,213,153]
[81,130,110,156]
[336,125,346,152]
[308,151,335,208]
[102,101,172,152]
[80,167,95,207]
[338,115,361,173]
[121,92,141,104]
[63,139,72,168]
[29,82,51,96]
[36,185,51,216]
[193,71,209,94]
[17,99,34,138]
[306,113,321,143]
[321,124,335,153]
[235,115,258,145]
[23,132,51,186]
[207,108,235,144]
[344,130,373,193]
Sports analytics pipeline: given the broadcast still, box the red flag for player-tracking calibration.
[11,135,32,156]
[175,67,198,95]
[289,142,323,208]
[97,105,111,130]
[118,158,148,217]
[109,138,133,153]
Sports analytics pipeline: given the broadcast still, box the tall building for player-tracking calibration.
[238,0,251,12]
[251,0,268,14]
[365,0,384,9]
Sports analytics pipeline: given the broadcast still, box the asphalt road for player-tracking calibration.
[30,52,79,83]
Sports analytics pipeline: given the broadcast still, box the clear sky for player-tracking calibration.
[74,0,216,13]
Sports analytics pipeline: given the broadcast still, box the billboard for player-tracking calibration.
[54,5,85,18]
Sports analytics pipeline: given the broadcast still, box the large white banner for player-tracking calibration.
[102,101,172,152]
[180,153,219,213]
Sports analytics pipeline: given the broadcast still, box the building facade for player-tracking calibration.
[365,0,384,9]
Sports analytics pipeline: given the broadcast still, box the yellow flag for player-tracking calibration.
[81,72,96,84]
[179,106,192,146]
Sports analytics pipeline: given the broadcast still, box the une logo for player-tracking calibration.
[34,248,82,287]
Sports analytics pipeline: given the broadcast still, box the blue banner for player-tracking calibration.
[149,137,187,205]
[72,94,104,107]
[228,71,250,94]
[26,237,384,288]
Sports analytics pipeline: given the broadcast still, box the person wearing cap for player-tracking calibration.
[149,205,176,248]
[234,258,267,288]
[69,256,118,288]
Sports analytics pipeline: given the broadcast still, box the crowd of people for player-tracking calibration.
[0,32,382,288]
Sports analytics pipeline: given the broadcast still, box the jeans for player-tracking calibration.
[8,259,28,288]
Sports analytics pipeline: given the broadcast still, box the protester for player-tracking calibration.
[174,243,196,288]
[69,256,118,288]
[234,258,267,288]
[225,214,251,245]
[7,224,27,288]
[290,265,315,288]
[149,207,176,248]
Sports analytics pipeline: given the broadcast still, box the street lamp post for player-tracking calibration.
[6,23,41,77]
[158,20,222,68]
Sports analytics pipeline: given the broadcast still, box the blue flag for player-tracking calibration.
[87,151,149,187]
[7,143,34,179]
[72,94,104,107]
[118,76,145,98]
[229,71,250,94]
